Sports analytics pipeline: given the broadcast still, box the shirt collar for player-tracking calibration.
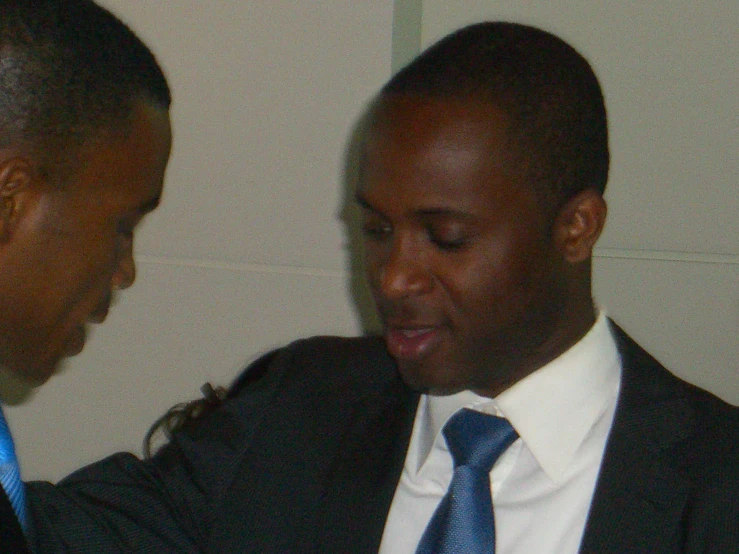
[420,312,621,483]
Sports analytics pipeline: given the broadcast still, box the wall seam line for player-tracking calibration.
[137,255,344,278]
[138,247,739,277]
[594,248,739,265]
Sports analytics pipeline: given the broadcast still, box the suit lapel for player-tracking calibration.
[314,376,419,554]
[208,337,418,553]
[579,325,692,554]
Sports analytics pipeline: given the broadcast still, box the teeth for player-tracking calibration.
[401,328,431,337]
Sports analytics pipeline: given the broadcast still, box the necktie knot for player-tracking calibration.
[443,408,518,470]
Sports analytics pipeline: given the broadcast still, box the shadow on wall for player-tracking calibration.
[339,98,383,336]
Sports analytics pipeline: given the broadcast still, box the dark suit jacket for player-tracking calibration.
[0,486,30,554]
[28,326,739,553]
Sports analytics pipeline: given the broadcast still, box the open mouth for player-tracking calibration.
[384,325,441,361]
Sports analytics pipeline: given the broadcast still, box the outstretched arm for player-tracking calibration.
[27,349,281,553]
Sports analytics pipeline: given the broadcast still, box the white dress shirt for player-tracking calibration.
[379,313,622,554]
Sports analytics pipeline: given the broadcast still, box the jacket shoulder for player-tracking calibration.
[228,335,393,398]
[612,320,739,464]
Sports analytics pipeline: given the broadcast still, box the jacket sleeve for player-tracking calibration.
[26,348,283,554]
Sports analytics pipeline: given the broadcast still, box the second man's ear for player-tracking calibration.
[553,188,607,263]
[0,157,35,242]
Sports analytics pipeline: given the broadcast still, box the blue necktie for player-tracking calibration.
[0,407,27,532]
[416,408,518,554]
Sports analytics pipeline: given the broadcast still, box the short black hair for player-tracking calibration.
[383,22,609,210]
[0,0,171,177]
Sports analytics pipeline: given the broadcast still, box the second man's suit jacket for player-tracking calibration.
[0,487,29,554]
[28,325,739,553]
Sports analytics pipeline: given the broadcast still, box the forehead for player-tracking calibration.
[360,95,522,211]
[70,102,171,205]
[367,94,512,156]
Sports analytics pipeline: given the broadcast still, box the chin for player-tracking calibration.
[0,364,52,404]
[24,367,57,387]
[25,356,68,387]
[396,359,467,396]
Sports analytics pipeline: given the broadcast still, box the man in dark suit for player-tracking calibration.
[28,22,739,553]
[0,1,172,551]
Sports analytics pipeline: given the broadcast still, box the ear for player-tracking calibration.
[552,188,607,263]
[0,156,35,242]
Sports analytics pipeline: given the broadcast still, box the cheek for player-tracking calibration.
[362,245,380,279]
[362,241,393,294]
[438,245,539,325]
[58,235,121,303]
[437,250,507,307]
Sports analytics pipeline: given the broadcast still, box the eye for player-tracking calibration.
[360,212,392,241]
[427,223,470,252]
[430,235,467,251]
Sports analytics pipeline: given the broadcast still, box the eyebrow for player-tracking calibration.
[355,191,474,219]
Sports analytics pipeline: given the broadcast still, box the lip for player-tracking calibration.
[384,324,442,361]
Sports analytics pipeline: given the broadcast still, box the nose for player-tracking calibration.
[111,239,136,290]
[373,235,431,300]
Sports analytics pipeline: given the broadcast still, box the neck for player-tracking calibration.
[473,297,598,399]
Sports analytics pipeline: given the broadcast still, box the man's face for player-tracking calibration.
[0,101,172,384]
[358,95,577,397]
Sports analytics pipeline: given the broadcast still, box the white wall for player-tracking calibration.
[4,0,737,482]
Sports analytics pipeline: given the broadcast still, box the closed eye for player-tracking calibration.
[429,233,468,251]
[425,220,473,252]
[355,193,393,241]
[361,215,392,241]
